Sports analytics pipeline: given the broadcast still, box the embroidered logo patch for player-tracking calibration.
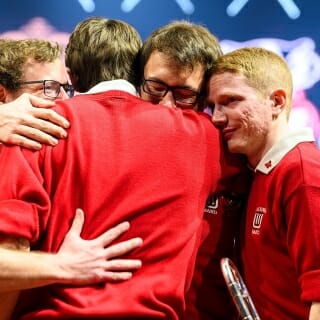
[252,207,266,235]
[204,194,219,215]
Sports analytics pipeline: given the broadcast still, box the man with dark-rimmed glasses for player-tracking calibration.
[141,78,200,108]
[138,21,220,113]
[138,21,249,320]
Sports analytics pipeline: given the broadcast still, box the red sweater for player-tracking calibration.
[242,140,320,319]
[185,173,250,320]
[0,89,233,319]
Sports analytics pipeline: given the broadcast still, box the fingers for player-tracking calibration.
[16,93,70,141]
[105,259,142,271]
[95,222,143,257]
[26,94,55,109]
[32,108,70,130]
[56,214,143,285]
[100,260,143,282]
[0,133,43,150]
[0,94,70,148]
[1,125,61,150]
[18,93,70,129]
[27,109,69,141]
[68,209,85,236]
[104,272,134,282]
[96,221,131,246]
[104,237,143,260]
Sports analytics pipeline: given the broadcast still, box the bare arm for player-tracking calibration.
[0,209,142,291]
[0,236,29,320]
[309,302,320,320]
[0,93,70,150]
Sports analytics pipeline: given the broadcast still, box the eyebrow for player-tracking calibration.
[145,77,200,92]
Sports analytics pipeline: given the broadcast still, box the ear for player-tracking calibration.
[66,67,79,90]
[270,89,286,118]
[0,84,9,103]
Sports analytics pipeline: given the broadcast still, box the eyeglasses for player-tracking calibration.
[18,80,74,99]
[142,78,200,106]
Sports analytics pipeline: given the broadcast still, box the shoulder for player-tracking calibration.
[277,142,320,186]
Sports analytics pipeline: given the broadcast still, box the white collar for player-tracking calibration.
[81,79,138,96]
[255,128,315,174]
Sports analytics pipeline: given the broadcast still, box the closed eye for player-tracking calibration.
[211,95,241,109]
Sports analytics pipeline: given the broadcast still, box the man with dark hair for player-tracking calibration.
[139,21,248,320]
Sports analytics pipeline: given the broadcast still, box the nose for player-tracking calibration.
[160,90,176,108]
[211,108,227,128]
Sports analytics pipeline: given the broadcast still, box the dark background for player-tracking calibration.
[0,0,318,42]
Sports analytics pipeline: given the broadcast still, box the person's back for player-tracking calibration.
[0,18,220,319]
[9,87,218,319]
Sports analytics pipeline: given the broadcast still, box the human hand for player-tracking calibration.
[57,209,143,284]
[0,93,70,150]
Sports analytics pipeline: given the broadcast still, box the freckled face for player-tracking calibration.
[207,72,273,165]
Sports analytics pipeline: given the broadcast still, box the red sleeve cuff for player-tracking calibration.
[0,200,39,243]
[300,270,320,301]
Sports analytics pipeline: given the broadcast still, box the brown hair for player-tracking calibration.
[139,20,222,88]
[65,17,142,92]
[0,39,61,90]
[209,47,293,117]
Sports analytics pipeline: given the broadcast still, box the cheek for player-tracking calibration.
[240,107,269,134]
[140,91,161,105]
[140,90,151,102]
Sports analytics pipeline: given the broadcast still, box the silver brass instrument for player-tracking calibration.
[220,257,260,320]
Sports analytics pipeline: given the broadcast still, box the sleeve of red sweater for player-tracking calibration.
[0,145,50,243]
[288,185,320,302]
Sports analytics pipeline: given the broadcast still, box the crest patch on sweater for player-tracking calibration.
[204,194,219,214]
[252,207,266,235]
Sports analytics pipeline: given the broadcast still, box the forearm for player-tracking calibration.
[309,302,320,320]
[0,239,60,319]
[0,210,143,292]
[0,248,62,291]
[0,220,143,290]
